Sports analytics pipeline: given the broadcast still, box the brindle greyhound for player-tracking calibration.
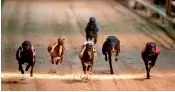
[142,42,160,79]
[16,41,36,77]
[79,42,95,74]
[48,37,65,65]
[102,36,120,74]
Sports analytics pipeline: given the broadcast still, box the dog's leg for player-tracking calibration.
[30,58,35,77]
[115,46,120,62]
[94,35,97,44]
[51,56,54,64]
[90,63,93,74]
[87,65,91,71]
[147,68,150,79]
[25,64,30,71]
[60,51,64,64]
[60,57,63,64]
[147,62,153,79]
[56,45,63,64]
[108,53,114,74]
[105,53,108,62]
[56,59,59,65]
[86,35,88,42]
[30,65,34,77]
[61,47,65,64]
[115,51,119,62]
[90,56,95,74]
[144,60,149,79]
[81,61,86,74]
[87,35,89,42]
[80,46,86,58]
[19,64,24,74]
[30,62,35,77]
[147,57,157,78]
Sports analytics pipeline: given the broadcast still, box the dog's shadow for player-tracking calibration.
[63,77,90,84]
[132,75,158,81]
[94,70,111,74]
[132,77,148,81]
[63,79,84,84]
[1,77,27,84]
[63,74,91,84]
[1,80,23,84]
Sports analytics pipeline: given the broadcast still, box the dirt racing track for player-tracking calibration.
[1,0,175,91]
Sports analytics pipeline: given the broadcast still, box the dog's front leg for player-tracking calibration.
[51,55,54,64]
[105,53,108,62]
[115,51,119,62]
[19,63,24,74]
[25,65,30,71]
[90,63,93,74]
[81,61,86,74]
[30,57,35,77]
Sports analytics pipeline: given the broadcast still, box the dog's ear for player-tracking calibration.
[57,37,61,42]
[62,37,66,41]
[57,37,66,42]
[61,37,66,44]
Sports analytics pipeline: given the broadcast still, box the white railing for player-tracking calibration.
[130,0,175,24]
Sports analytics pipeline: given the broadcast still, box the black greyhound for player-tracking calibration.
[102,36,120,74]
[85,17,99,44]
[16,41,36,77]
[142,42,160,79]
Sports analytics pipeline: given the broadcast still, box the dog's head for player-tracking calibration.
[89,17,96,29]
[146,42,157,56]
[57,37,66,45]
[83,42,94,58]
[85,43,94,52]
[108,42,119,54]
[22,40,32,51]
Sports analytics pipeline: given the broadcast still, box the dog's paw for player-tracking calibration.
[21,70,24,74]
[18,68,21,71]
[51,61,54,64]
[105,57,108,61]
[48,69,57,74]
[30,74,33,77]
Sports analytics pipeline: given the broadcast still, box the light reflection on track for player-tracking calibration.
[1,72,175,80]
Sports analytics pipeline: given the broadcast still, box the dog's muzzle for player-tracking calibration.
[54,57,61,61]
